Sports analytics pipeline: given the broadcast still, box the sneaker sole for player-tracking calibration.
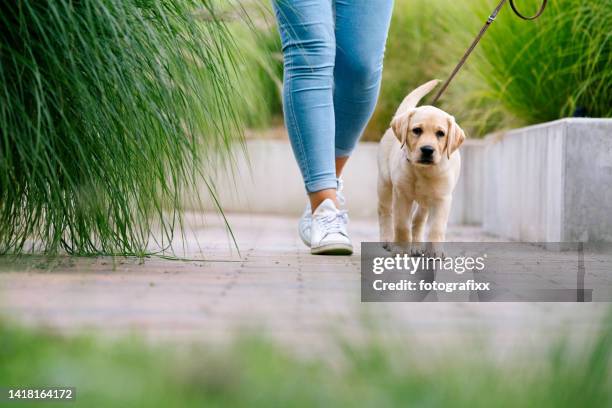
[311,243,353,256]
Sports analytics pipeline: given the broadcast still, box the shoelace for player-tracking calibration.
[319,210,349,235]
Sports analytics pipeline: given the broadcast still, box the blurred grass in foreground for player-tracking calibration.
[1,315,611,408]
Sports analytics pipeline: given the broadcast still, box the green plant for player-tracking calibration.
[0,0,249,255]
[228,9,283,129]
[441,0,612,135]
[365,0,611,139]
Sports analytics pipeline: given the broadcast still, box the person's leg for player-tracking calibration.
[272,0,338,211]
[335,156,348,177]
[333,0,394,168]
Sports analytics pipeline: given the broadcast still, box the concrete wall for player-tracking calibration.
[452,140,486,225]
[483,119,612,242]
[195,118,612,242]
[194,137,486,225]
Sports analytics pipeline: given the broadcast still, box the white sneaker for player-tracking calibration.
[310,198,353,255]
[298,203,312,247]
[298,178,345,248]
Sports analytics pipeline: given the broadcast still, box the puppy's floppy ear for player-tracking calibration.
[446,116,466,159]
[391,109,415,150]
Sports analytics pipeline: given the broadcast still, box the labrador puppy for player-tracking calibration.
[377,80,465,254]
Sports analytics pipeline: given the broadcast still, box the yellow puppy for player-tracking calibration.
[377,80,465,252]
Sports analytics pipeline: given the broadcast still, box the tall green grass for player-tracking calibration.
[1,314,611,407]
[365,0,612,139]
[441,0,612,135]
[0,0,250,255]
[227,5,283,129]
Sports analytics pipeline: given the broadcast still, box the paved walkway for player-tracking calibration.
[0,213,609,356]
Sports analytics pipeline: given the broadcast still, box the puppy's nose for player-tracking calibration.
[420,145,435,157]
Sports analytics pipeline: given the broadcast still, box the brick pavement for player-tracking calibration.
[0,213,609,356]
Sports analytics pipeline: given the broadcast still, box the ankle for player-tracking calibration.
[309,189,338,213]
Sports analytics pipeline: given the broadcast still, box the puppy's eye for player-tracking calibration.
[412,127,423,136]
[436,131,445,138]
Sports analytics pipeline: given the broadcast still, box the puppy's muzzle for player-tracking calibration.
[418,145,435,164]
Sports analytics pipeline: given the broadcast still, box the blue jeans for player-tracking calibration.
[273,0,394,193]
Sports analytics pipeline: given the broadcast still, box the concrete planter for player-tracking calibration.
[483,118,612,242]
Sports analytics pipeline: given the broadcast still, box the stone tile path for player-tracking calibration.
[0,213,609,356]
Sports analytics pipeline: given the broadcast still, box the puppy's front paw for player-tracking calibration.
[409,242,426,257]
[424,242,445,258]
[382,242,412,255]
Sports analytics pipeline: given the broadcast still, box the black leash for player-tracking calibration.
[431,0,548,105]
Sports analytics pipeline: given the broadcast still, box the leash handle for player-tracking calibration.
[431,0,548,105]
[510,0,548,20]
